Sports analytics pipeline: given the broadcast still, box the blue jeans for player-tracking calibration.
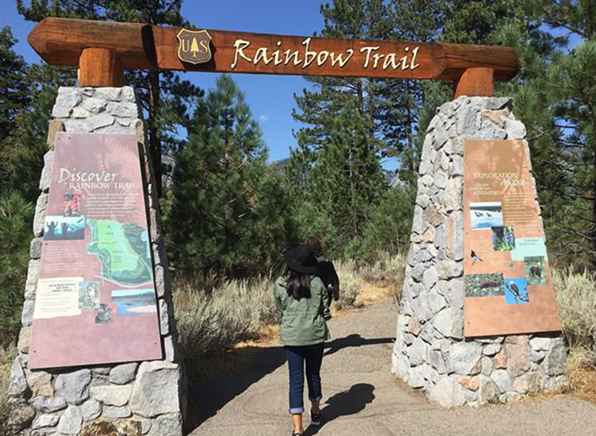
[285,343,324,414]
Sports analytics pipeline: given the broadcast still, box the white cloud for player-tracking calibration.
[259,114,269,123]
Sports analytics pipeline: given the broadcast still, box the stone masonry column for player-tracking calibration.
[392,96,568,407]
[7,87,186,435]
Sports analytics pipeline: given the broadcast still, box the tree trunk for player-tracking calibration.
[148,70,162,197]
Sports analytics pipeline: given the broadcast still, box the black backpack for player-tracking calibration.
[317,259,340,300]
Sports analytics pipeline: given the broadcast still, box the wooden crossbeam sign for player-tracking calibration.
[29,18,520,96]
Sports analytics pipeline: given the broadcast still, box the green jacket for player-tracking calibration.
[274,275,330,346]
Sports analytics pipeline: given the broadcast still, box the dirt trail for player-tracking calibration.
[187,298,596,436]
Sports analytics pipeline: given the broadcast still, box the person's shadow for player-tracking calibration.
[304,383,375,435]
[324,334,394,356]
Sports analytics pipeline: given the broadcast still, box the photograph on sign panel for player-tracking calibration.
[504,278,529,304]
[524,256,546,285]
[470,202,503,229]
[464,273,504,297]
[491,225,515,251]
[44,215,86,240]
[95,303,112,324]
[78,280,100,310]
[63,191,83,216]
[112,288,157,316]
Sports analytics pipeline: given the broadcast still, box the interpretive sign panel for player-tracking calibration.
[30,133,162,369]
[463,139,561,337]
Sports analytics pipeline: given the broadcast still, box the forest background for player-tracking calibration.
[0,0,595,350]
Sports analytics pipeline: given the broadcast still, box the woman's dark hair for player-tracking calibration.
[287,269,311,300]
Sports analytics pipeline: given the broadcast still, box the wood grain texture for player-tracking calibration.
[454,67,494,98]
[78,48,123,87]
[29,17,520,83]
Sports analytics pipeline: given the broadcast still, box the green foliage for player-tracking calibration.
[352,186,414,262]
[0,27,29,143]
[0,193,33,346]
[545,40,596,267]
[289,98,388,258]
[167,75,293,278]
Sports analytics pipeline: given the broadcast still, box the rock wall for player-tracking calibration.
[8,87,186,435]
[392,96,568,407]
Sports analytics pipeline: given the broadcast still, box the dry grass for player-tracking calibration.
[554,268,596,350]
[0,346,16,435]
[333,260,365,310]
[173,277,278,357]
[334,252,406,310]
[173,253,407,356]
[553,267,596,403]
[358,251,407,292]
[566,346,596,403]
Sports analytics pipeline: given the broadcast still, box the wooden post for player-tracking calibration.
[78,48,123,87]
[454,67,494,98]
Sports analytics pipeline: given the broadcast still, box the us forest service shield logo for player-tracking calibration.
[177,28,212,65]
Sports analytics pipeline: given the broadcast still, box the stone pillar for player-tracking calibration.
[7,87,186,435]
[392,96,568,407]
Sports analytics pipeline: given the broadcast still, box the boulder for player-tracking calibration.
[129,361,181,418]
[55,369,91,405]
[57,405,83,435]
[109,363,138,385]
[90,384,132,406]
[428,376,466,407]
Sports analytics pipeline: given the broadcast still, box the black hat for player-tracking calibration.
[286,245,319,274]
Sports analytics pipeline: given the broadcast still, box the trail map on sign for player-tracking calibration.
[88,219,152,285]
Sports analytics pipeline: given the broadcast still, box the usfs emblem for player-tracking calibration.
[177,28,212,65]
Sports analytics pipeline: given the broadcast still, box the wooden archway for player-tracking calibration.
[29,17,519,97]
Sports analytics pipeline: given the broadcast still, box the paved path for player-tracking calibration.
[187,299,596,436]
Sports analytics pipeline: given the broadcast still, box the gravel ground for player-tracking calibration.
[188,300,596,436]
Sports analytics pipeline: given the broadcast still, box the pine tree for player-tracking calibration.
[548,43,596,269]
[168,75,291,278]
[378,0,446,183]
[0,27,30,144]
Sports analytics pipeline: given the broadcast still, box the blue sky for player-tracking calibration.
[4,1,328,163]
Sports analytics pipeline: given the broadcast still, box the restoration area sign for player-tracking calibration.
[30,133,162,369]
[463,139,561,337]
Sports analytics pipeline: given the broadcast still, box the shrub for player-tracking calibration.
[554,267,596,351]
[358,252,406,286]
[333,260,364,310]
[174,276,278,357]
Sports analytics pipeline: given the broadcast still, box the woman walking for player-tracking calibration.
[274,245,331,436]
